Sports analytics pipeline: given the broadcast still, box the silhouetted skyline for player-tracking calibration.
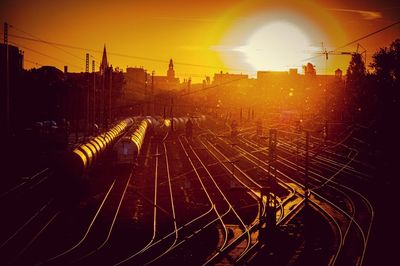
[1,0,399,81]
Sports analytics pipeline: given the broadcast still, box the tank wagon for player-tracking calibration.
[172,115,205,132]
[113,115,206,165]
[58,115,205,184]
[171,117,188,132]
[64,118,134,179]
[152,116,203,139]
[114,119,149,165]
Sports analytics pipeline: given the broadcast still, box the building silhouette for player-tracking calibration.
[153,58,180,90]
[0,43,24,136]
[304,62,316,78]
[335,68,343,79]
[100,45,108,75]
[125,67,148,92]
[99,45,112,128]
[167,59,175,82]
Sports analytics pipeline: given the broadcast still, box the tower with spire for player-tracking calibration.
[98,44,113,129]
[167,58,175,82]
[100,44,108,75]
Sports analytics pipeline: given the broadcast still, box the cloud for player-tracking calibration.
[211,45,246,53]
[151,17,215,23]
[178,45,206,51]
[327,8,383,20]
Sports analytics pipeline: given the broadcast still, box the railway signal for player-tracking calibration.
[268,129,277,183]
[256,119,263,137]
[258,186,277,242]
[307,42,365,139]
[304,130,310,203]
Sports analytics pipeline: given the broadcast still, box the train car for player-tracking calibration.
[53,118,134,203]
[59,115,206,182]
[152,117,171,140]
[231,120,238,137]
[114,119,149,165]
[171,117,188,132]
[190,115,206,128]
[62,117,134,179]
[185,119,193,139]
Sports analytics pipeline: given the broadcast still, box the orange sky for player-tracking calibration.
[1,0,399,82]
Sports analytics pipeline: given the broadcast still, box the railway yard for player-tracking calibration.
[0,115,384,265]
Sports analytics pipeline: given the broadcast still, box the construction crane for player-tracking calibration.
[317,42,367,63]
[302,42,367,140]
[302,42,367,66]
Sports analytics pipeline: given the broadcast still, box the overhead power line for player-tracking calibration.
[10,41,83,70]
[334,19,400,51]
[10,24,90,64]
[180,77,248,97]
[1,31,244,72]
[0,32,234,77]
[302,19,400,62]
[181,20,400,97]
[24,58,44,67]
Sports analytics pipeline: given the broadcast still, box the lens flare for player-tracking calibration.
[236,21,312,71]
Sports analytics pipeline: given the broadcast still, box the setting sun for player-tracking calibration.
[1,1,399,265]
[237,21,312,71]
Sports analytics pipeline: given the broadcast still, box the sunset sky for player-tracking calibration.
[1,0,399,82]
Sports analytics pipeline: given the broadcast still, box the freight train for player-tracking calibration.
[54,115,206,203]
[58,115,206,181]
[113,119,149,165]
[64,118,134,178]
[113,115,205,165]
[54,118,134,202]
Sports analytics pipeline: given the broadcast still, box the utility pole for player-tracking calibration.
[322,43,329,144]
[258,187,276,242]
[4,22,10,136]
[144,71,148,115]
[296,134,300,177]
[318,42,355,141]
[170,96,174,132]
[151,71,154,116]
[304,130,310,203]
[163,106,166,120]
[304,130,310,251]
[108,65,112,126]
[92,60,95,133]
[102,66,106,130]
[85,53,89,139]
[85,53,89,73]
[228,159,239,188]
[269,129,277,183]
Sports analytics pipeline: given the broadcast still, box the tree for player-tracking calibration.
[369,38,400,137]
[345,53,366,121]
[370,39,400,86]
[368,39,400,195]
[370,39,400,110]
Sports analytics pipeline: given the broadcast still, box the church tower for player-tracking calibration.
[167,58,175,81]
[100,44,108,75]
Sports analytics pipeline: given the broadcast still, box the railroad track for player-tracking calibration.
[191,135,258,265]
[204,127,342,264]
[0,118,375,266]
[199,130,307,264]
[0,167,53,241]
[114,136,226,265]
[30,172,131,265]
[238,126,374,265]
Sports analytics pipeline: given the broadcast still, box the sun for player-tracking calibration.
[236,21,312,71]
